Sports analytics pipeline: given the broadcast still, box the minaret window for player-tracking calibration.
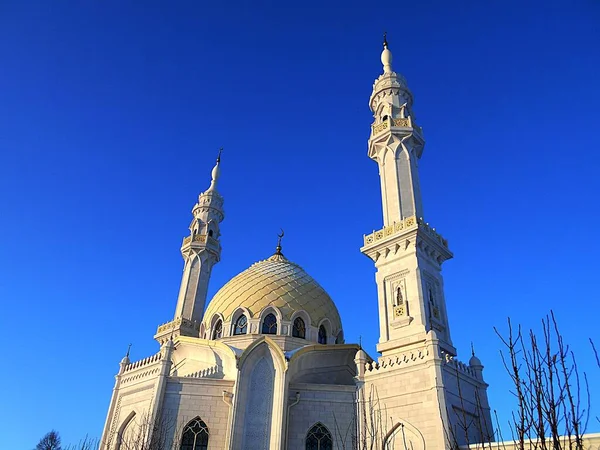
[261,313,278,335]
[292,317,306,339]
[318,325,327,344]
[208,229,213,237]
[233,315,248,335]
[211,319,223,340]
[180,417,209,450]
[305,422,333,450]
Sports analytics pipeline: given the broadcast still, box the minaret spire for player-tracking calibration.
[155,151,225,343]
[381,32,393,73]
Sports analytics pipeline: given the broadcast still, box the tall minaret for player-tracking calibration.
[155,153,224,343]
[361,37,455,357]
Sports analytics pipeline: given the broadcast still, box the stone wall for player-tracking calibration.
[162,378,234,449]
[287,383,356,450]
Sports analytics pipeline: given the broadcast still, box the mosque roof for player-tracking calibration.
[202,251,342,333]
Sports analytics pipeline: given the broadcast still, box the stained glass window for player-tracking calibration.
[292,317,306,339]
[212,319,223,339]
[318,325,327,344]
[234,315,248,335]
[306,422,332,450]
[180,417,209,450]
[262,313,277,335]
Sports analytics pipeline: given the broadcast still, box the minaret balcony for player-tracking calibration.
[181,234,220,248]
[370,117,423,137]
[363,216,448,249]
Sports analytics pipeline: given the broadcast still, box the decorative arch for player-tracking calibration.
[233,314,248,335]
[209,313,224,340]
[382,419,425,450]
[317,318,332,345]
[212,321,223,340]
[180,416,209,450]
[259,307,281,335]
[290,310,311,336]
[262,313,277,334]
[231,307,250,336]
[306,422,333,450]
[259,306,282,325]
[292,316,306,339]
[234,337,288,449]
[115,410,136,450]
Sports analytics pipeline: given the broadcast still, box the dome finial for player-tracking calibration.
[381,33,393,74]
[276,228,284,255]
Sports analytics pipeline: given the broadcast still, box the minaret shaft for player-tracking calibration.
[174,254,213,323]
[154,155,224,343]
[362,42,454,356]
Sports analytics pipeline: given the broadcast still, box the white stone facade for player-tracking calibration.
[99,38,596,450]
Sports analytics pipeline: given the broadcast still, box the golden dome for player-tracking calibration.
[202,252,342,335]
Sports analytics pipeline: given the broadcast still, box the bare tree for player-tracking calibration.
[36,431,62,450]
[101,410,182,450]
[494,311,591,450]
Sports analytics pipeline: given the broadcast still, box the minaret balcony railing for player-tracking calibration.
[363,216,448,248]
[370,117,422,137]
[182,234,220,247]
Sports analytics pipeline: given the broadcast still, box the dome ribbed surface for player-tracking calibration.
[203,253,342,332]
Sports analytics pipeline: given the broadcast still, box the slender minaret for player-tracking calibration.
[155,152,224,343]
[361,37,456,357]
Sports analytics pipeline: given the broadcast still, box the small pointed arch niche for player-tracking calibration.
[305,422,333,450]
[180,416,209,450]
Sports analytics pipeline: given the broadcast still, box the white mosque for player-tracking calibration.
[99,38,593,450]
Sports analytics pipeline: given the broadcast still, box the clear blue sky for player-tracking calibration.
[1,1,599,448]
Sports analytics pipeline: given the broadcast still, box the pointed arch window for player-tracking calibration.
[212,319,223,340]
[306,422,332,450]
[292,317,306,339]
[233,314,248,335]
[318,325,327,344]
[180,417,209,450]
[261,313,277,335]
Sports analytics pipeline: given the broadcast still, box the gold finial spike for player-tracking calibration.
[383,31,388,49]
[471,342,475,357]
[217,147,223,164]
[126,343,132,358]
[276,229,285,255]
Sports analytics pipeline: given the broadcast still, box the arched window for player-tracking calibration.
[233,314,247,335]
[261,313,277,334]
[212,319,223,340]
[292,317,306,339]
[180,417,209,450]
[318,325,327,344]
[306,422,332,450]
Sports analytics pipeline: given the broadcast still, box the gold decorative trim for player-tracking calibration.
[363,216,448,248]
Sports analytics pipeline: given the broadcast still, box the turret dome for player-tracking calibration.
[202,251,343,342]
